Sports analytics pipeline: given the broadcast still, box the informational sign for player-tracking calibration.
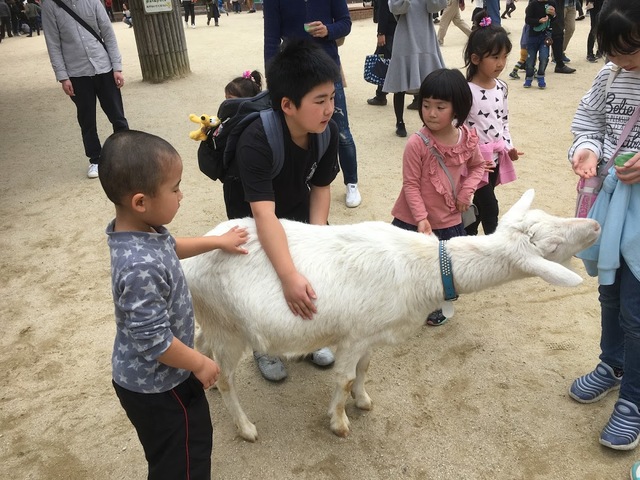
[143,0,172,14]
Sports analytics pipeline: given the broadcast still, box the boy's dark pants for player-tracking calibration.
[113,374,213,480]
[69,71,128,164]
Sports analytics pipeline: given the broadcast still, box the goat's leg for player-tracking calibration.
[351,350,372,410]
[216,368,258,442]
[327,349,362,437]
[203,334,258,442]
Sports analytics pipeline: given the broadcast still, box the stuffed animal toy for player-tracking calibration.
[189,114,220,141]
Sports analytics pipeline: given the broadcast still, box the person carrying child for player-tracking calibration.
[463,13,523,237]
[224,69,262,99]
[568,0,640,451]
[523,0,557,89]
[391,68,485,326]
[100,130,249,478]
[222,39,341,381]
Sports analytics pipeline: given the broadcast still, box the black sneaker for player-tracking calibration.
[407,98,420,110]
[367,96,387,106]
[587,54,597,63]
[395,122,407,137]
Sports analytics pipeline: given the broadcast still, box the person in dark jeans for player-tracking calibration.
[586,0,604,62]
[551,0,577,74]
[367,0,396,106]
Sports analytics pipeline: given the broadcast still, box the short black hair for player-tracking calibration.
[464,15,512,82]
[99,130,179,205]
[266,38,341,111]
[597,0,640,56]
[417,69,473,127]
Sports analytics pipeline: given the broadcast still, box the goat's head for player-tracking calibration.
[497,190,601,286]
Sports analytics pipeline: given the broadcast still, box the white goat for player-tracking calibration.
[182,190,600,441]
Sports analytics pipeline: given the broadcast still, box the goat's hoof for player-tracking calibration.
[355,396,372,411]
[330,415,351,438]
[238,423,258,442]
[331,424,351,438]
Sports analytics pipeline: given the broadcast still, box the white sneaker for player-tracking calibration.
[191,23,196,28]
[345,183,361,208]
[87,163,99,179]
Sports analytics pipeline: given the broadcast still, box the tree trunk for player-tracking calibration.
[129,0,191,83]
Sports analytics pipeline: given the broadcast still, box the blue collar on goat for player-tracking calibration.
[439,240,458,301]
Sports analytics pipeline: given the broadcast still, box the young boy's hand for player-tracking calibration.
[281,271,317,320]
[572,149,599,178]
[218,226,249,254]
[194,354,221,390]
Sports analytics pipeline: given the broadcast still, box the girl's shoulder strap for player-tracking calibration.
[605,63,621,97]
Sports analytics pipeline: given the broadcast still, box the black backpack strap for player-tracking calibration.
[260,109,331,179]
[51,0,107,51]
[260,109,285,178]
[316,125,331,161]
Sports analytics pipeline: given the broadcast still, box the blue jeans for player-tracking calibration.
[332,80,358,185]
[485,0,501,26]
[525,34,550,78]
[599,257,640,406]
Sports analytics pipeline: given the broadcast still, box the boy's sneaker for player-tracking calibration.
[309,347,335,367]
[345,183,362,208]
[87,163,99,179]
[523,78,533,88]
[569,362,622,403]
[537,76,546,89]
[600,399,640,450]
[509,70,520,79]
[253,352,287,381]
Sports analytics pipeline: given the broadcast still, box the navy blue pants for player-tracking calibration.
[69,71,128,164]
[113,374,213,480]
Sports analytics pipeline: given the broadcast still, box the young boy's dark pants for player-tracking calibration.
[69,71,128,164]
[113,374,213,480]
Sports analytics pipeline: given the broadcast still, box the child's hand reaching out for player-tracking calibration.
[218,226,249,254]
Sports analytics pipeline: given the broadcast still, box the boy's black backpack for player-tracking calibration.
[197,90,331,183]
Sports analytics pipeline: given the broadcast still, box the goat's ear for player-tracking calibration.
[500,189,535,224]
[522,256,584,287]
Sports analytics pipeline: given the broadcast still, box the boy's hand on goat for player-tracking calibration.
[281,271,317,320]
[193,354,221,390]
[218,226,249,255]
[417,218,432,235]
[615,152,640,185]
[572,148,599,179]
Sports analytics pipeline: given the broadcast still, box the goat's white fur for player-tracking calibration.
[182,190,600,441]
